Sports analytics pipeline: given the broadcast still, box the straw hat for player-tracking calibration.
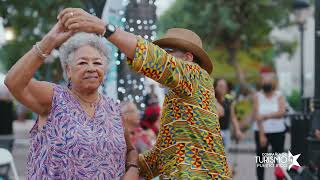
[153,28,213,74]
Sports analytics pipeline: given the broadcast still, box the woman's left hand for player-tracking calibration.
[41,21,74,53]
[257,114,268,122]
[216,102,225,117]
[235,129,244,141]
[57,8,106,35]
[122,168,139,180]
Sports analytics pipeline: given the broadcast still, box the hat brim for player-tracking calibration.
[153,37,213,74]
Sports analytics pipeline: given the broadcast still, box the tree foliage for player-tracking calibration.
[1,1,84,72]
[158,0,292,88]
[159,0,291,47]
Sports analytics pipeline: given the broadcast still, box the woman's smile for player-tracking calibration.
[83,75,99,80]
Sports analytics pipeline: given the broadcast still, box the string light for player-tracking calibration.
[116,0,157,110]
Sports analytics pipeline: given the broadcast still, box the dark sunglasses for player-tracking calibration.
[163,47,182,53]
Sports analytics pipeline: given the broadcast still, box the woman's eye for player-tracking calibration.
[79,62,87,65]
[94,62,103,65]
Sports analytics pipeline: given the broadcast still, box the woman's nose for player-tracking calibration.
[87,63,96,72]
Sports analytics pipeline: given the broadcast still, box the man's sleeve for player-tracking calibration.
[138,146,160,179]
[127,37,201,96]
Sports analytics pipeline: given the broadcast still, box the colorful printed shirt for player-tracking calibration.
[27,85,127,179]
[128,37,231,179]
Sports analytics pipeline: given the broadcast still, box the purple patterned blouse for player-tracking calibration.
[27,85,127,179]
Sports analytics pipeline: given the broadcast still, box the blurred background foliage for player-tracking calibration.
[0,0,301,119]
[0,0,107,81]
[287,89,302,111]
[157,0,293,89]
[0,0,84,80]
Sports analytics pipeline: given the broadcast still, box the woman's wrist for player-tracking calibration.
[126,162,139,172]
[39,35,56,55]
[264,114,270,120]
[99,21,107,36]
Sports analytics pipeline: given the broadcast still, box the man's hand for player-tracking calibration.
[122,167,139,180]
[57,8,106,35]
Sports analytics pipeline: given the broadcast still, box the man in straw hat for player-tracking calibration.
[58,8,230,179]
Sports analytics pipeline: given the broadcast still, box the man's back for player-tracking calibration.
[142,63,229,179]
[129,37,230,179]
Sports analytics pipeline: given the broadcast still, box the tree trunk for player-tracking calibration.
[227,47,247,92]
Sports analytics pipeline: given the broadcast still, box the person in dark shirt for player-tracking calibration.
[0,82,14,135]
[214,78,243,151]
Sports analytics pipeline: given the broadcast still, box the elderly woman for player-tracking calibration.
[4,22,138,179]
[121,101,156,153]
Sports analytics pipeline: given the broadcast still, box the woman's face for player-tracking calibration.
[216,79,228,97]
[261,76,275,93]
[123,103,140,127]
[67,45,107,92]
[261,76,273,85]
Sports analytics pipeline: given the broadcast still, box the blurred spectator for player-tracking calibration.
[215,78,244,147]
[121,101,156,153]
[253,73,286,180]
[141,84,161,135]
[0,77,14,135]
[16,102,28,122]
[214,78,244,175]
[315,129,320,140]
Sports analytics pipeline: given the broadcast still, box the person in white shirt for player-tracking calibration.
[252,73,286,180]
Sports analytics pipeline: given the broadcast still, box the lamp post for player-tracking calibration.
[306,1,320,172]
[290,0,311,166]
[312,0,320,132]
[293,0,310,110]
[315,1,320,111]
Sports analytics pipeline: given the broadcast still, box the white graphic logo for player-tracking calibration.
[255,150,301,170]
[287,151,301,170]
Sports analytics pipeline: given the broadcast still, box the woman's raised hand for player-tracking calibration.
[57,8,106,36]
[41,21,74,54]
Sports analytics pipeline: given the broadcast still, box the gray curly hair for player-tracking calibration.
[59,32,110,81]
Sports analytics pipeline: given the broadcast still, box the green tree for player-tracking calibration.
[158,0,292,88]
[0,0,106,81]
